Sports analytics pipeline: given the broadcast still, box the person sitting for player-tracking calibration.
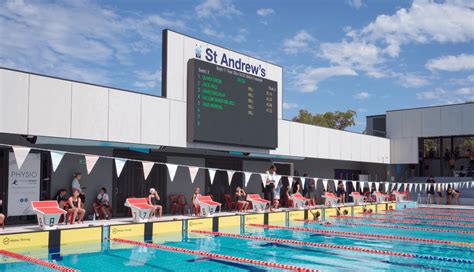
[148,188,162,218]
[336,181,345,204]
[68,189,86,224]
[192,187,202,216]
[235,187,249,212]
[55,189,69,209]
[93,187,111,220]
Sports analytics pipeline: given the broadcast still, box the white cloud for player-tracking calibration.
[134,69,161,89]
[0,0,184,85]
[398,73,430,87]
[202,27,247,43]
[417,87,474,104]
[231,28,248,43]
[294,66,358,93]
[202,26,226,39]
[283,102,299,110]
[195,0,241,19]
[354,91,370,100]
[257,8,275,17]
[426,54,474,72]
[347,0,364,9]
[283,30,316,55]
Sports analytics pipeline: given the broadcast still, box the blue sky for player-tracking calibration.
[1,0,473,132]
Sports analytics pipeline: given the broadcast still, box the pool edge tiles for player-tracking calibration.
[268,211,286,226]
[153,221,183,243]
[60,227,102,255]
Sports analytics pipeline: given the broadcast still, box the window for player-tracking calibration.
[423,138,440,159]
[453,136,473,158]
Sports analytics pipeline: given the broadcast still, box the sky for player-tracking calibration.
[1,0,473,132]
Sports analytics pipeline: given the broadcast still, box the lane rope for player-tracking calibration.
[364,213,474,222]
[191,230,474,265]
[248,224,474,247]
[296,220,474,235]
[330,215,474,227]
[112,238,318,272]
[0,249,79,272]
[386,210,474,217]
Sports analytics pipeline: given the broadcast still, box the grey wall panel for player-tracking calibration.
[0,70,29,134]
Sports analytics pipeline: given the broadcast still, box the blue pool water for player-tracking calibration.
[1,208,473,272]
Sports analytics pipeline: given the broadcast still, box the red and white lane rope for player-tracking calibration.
[386,210,474,217]
[248,224,474,247]
[329,215,474,227]
[0,249,79,272]
[407,208,474,214]
[191,230,474,264]
[366,213,474,221]
[112,238,318,272]
[296,220,474,235]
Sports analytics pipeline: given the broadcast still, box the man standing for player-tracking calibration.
[426,176,436,204]
[264,165,277,202]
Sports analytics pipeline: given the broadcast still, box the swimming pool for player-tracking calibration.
[1,207,473,271]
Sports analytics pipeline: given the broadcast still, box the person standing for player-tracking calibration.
[264,165,277,202]
[426,176,435,204]
[71,172,85,205]
[305,174,317,206]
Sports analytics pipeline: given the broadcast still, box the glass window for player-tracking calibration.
[442,137,452,160]
[453,136,473,158]
[423,138,440,159]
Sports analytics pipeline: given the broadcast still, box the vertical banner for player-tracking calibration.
[142,162,154,180]
[7,152,40,216]
[208,169,217,185]
[167,164,178,182]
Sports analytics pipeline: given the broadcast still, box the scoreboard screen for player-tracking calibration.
[187,59,278,149]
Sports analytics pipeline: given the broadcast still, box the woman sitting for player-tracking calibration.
[192,187,202,216]
[148,188,162,218]
[93,187,111,219]
[235,187,249,212]
[55,189,69,209]
[68,189,86,224]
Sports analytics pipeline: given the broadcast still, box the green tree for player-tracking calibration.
[292,109,357,130]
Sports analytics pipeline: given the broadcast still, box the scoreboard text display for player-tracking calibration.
[187,59,278,149]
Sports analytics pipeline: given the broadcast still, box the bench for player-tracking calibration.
[125,198,154,222]
[194,196,221,217]
[31,201,67,230]
[290,193,309,209]
[247,194,270,213]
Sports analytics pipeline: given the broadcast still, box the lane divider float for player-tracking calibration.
[363,213,474,222]
[296,220,474,235]
[248,224,474,247]
[190,230,474,264]
[112,238,318,272]
[0,249,79,272]
[330,215,474,227]
[385,210,474,217]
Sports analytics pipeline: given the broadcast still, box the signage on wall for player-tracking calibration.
[7,152,41,216]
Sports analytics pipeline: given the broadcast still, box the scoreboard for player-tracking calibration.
[187,59,278,149]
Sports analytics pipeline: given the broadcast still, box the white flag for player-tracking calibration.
[142,162,154,180]
[360,181,366,190]
[189,167,199,183]
[12,146,31,169]
[50,151,65,172]
[342,181,347,191]
[322,179,328,191]
[397,183,403,191]
[115,158,127,177]
[351,180,357,190]
[85,155,99,175]
[260,173,267,187]
[274,175,282,188]
[301,177,306,189]
[368,182,373,191]
[375,182,380,192]
[227,170,235,186]
[208,169,217,185]
[454,183,458,189]
[167,164,179,182]
[244,172,252,187]
[470,181,473,187]
[408,183,413,192]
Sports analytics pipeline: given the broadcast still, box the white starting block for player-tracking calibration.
[393,191,406,202]
[31,201,67,230]
[290,193,309,209]
[125,198,154,223]
[322,192,338,207]
[247,194,270,213]
[350,192,365,205]
[373,191,387,203]
[194,196,221,217]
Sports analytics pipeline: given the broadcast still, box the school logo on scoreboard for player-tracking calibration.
[194,44,202,59]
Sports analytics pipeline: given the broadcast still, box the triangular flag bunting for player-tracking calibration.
[301,177,306,189]
[322,179,328,191]
[12,146,31,169]
[244,172,252,187]
[189,167,199,183]
[368,181,373,191]
[114,158,127,177]
[227,170,235,186]
[274,175,281,188]
[50,151,65,172]
[342,181,346,191]
[397,183,403,191]
[375,182,380,192]
[260,174,267,187]
[208,169,217,185]
[85,155,99,175]
[351,180,356,190]
[142,162,154,180]
[167,164,179,182]
[408,183,413,192]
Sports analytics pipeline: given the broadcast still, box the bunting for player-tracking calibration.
[85,155,99,175]
[142,162,154,180]
[260,173,267,187]
[322,179,328,191]
[227,171,235,186]
[50,151,65,172]
[244,172,252,187]
[189,167,199,183]
[351,180,357,190]
[301,177,306,189]
[208,169,217,185]
[12,146,31,169]
[375,182,380,192]
[167,164,179,182]
[114,158,127,177]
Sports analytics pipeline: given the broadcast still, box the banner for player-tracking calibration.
[115,158,127,177]
[12,146,31,170]
[244,172,252,187]
[142,162,154,180]
[189,167,199,183]
[85,155,99,175]
[50,151,65,172]
[7,152,40,216]
[167,164,178,182]
[208,169,217,185]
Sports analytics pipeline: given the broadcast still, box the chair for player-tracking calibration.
[31,201,67,230]
[194,196,221,217]
[223,194,237,211]
[290,193,309,209]
[373,192,387,203]
[393,191,405,202]
[247,194,270,213]
[169,194,187,215]
[322,192,338,207]
[350,192,365,205]
[124,198,155,222]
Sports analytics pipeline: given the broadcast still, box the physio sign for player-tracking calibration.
[194,45,266,78]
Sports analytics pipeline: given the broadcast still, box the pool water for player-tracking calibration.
[1,208,473,272]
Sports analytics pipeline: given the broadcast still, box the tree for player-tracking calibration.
[292,109,357,130]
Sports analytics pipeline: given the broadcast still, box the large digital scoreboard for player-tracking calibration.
[187,59,278,149]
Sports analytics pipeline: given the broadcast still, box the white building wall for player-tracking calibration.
[0,68,390,164]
